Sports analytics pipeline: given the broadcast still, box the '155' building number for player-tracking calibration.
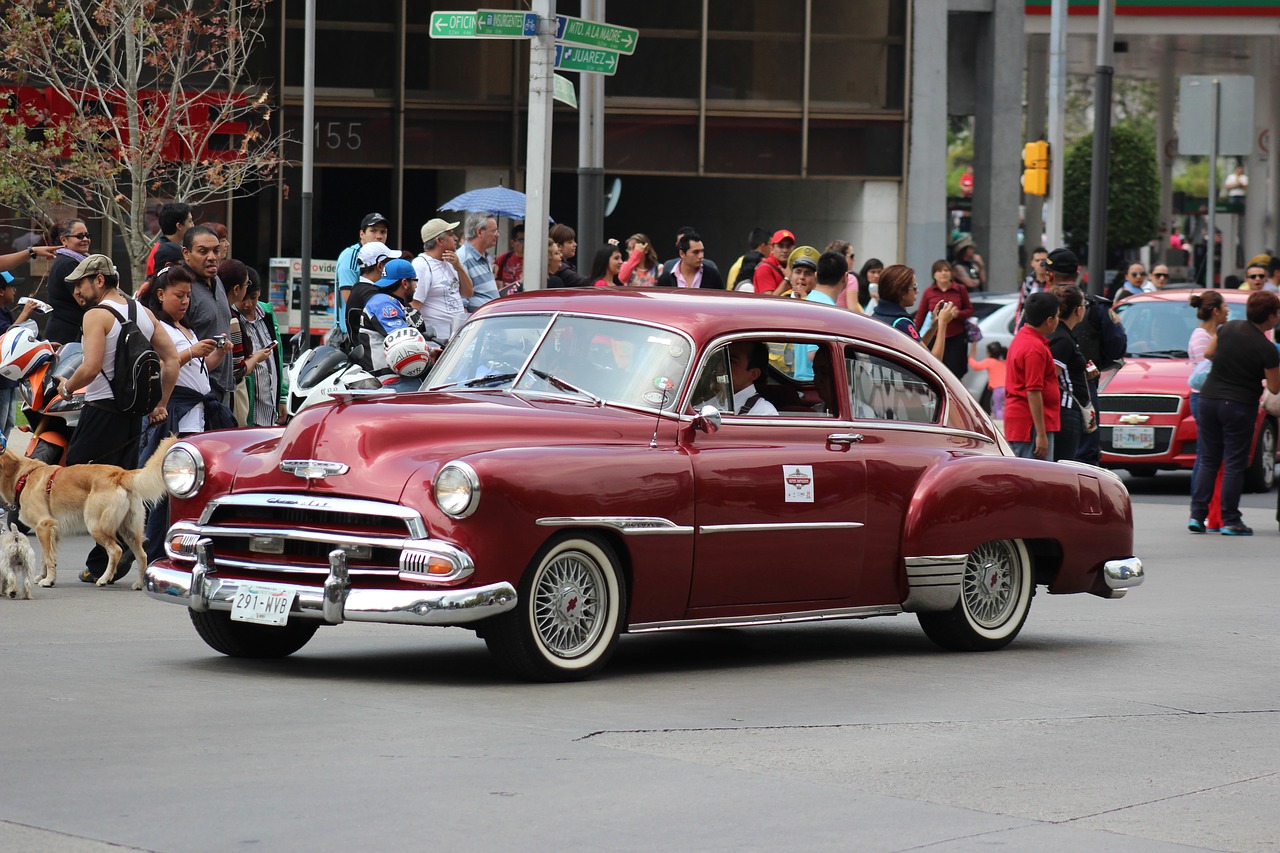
[314,121,362,151]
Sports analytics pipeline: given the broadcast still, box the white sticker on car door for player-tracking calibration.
[783,465,814,503]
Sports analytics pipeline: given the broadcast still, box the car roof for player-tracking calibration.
[478,286,913,350]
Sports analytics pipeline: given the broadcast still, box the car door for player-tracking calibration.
[687,339,867,609]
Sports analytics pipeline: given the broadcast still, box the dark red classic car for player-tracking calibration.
[145,288,1143,680]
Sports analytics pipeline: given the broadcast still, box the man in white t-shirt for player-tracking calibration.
[411,218,472,341]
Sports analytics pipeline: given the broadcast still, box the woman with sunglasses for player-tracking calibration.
[45,218,92,344]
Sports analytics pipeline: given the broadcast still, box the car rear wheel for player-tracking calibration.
[1243,419,1276,493]
[918,539,1032,652]
[189,609,319,658]
[482,535,625,682]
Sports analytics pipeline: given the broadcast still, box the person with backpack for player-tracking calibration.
[55,253,179,584]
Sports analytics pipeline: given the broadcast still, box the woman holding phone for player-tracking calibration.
[234,270,286,427]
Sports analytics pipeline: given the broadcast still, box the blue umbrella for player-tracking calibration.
[440,186,547,222]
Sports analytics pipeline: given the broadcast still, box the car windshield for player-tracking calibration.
[1115,298,1248,358]
[426,312,693,411]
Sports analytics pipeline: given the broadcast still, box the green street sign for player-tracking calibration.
[429,11,476,38]
[475,9,538,38]
[553,44,619,76]
[555,15,638,55]
[553,74,578,109]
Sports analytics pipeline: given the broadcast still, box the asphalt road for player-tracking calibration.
[1,470,1276,853]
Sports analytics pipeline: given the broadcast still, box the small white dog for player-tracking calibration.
[1,522,36,600]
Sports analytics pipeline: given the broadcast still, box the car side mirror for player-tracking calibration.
[692,404,722,434]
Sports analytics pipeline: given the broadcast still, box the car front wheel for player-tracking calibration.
[483,535,625,681]
[189,609,319,658]
[918,539,1033,652]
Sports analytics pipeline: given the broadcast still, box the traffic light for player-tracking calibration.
[1022,140,1049,196]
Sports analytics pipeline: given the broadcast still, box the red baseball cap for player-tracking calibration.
[770,229,795,245]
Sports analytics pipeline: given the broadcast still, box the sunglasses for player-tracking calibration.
[67,232,91,239]
[1247,273,1267,280]
[1153,272,1168,279]
[1130,271,1147,277]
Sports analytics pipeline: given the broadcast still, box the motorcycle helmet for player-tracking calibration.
[0,326,54,381]
[384,328,432,377]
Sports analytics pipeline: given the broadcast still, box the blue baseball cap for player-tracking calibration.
[0,271,13,285]
[378,258,417,287]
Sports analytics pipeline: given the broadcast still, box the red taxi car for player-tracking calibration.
[145,289,1143,681]
[1104,290,1276,491]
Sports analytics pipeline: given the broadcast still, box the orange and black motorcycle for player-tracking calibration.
[0,327,84,465]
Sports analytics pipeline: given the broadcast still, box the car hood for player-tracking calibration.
[1100,357,1192,396]
[229,391,650,502]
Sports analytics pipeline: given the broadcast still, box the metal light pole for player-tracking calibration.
[1206,78,1220,289]
[1086,0,1115,297]
[299,0,316,346]
[1045,0,1067,248]
[522,0,555,290]
[576,1,605,255]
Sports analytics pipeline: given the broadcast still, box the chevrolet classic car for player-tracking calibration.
[1104,290,1276,491]
[145,288,1144,681]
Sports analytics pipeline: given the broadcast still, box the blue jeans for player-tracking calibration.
[1190,396,1255,525]
[0,386,16,443]
[1010,427,1056,460]
[1189,391,1201,487]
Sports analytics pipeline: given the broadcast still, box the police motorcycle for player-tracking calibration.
[0,325,85,465]
[284,312,440,419]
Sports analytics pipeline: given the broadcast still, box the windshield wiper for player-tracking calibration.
[462,372,518,388]
[528,369,603,405]
[1127,349,1188,359]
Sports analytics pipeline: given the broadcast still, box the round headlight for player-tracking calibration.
[162,443,205,499]
[433,461,480,518]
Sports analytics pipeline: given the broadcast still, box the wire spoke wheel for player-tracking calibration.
[532,551,606,658]
[961,540,1023,630]
[483,535,625,681]
[918,539,1033,652]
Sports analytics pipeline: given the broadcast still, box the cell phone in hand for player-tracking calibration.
[266,341,279,350]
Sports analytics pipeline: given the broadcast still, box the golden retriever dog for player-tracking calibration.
[0,436,177,590]
[1,522,37,600]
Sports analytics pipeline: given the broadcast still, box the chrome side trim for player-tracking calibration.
[844,421,997,445]
[628,604,902,633]
[198,494,428,539]
[1102,557,1144,590]
[901,554,968,612]
[536,516,695,535]
[698,522,864,534]
[145,565,518,627]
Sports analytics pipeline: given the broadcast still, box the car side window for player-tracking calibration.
[690,340,833,418]
[845,348,941,423]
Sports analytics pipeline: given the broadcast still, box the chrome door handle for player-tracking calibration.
[827,433,864,445]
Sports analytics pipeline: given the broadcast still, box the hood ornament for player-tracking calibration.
[280,459,350,480]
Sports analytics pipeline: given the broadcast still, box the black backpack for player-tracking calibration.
[91,299,163,416]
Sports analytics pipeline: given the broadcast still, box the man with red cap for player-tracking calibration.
[753,229,795,294]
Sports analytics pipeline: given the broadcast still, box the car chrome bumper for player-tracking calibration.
[144,546,517,628]
[1101,557,1144,598]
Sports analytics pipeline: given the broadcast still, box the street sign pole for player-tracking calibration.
[523,0,555,291]
[576,0,605,258]
[300,0,315,348]
[1207,79,1220,289]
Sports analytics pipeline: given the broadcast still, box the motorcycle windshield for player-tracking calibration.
[52,343,84,380]
[295,346,350,390]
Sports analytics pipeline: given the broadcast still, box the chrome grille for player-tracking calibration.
[186,494,427,577]
[1099,394,1182,415]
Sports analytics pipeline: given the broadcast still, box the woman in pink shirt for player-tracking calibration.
[618,233,662,286]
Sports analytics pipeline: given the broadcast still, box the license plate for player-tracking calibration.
[1113,425,1155,450]
[231,583,295,626]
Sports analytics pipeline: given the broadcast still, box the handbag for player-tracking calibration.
[1188,359,1211,392]
[965,319,983,343]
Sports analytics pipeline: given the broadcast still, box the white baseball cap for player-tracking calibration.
[356,241,393,268]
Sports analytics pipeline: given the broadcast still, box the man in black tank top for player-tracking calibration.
[56,254,179,583]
